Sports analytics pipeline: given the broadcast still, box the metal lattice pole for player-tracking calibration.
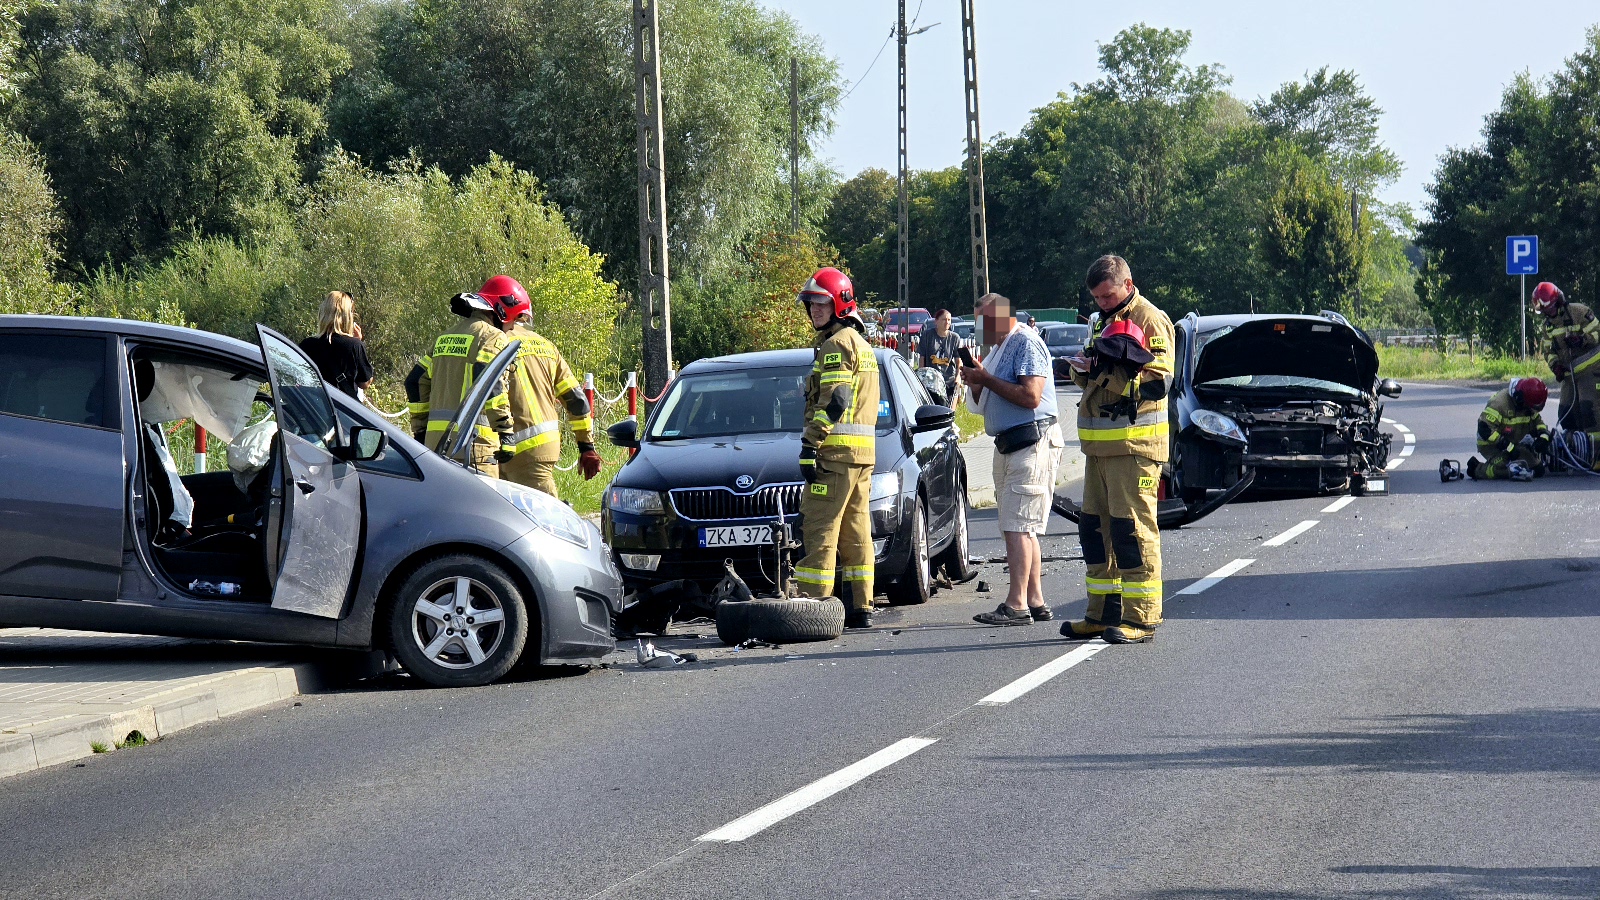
[896,0,910,357]
[961,0,990,305]
[633,0,672,399]
[790,57,801,235]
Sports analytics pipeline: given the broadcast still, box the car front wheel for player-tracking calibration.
[887,497,931,605]
[389,555,530,688]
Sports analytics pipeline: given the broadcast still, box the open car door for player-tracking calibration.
[257,325,362,618]
[436,339,522,468]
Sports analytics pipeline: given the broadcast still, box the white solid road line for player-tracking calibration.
[977,643,1107,706]
[1263,520,1320,547]
[697,737,939,843]
[1322,495,1356,513]
[1175,558,1256,596]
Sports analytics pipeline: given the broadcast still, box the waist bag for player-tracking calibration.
[995,416,1055,455]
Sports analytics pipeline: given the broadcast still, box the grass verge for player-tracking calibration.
[1376,345,1548,383]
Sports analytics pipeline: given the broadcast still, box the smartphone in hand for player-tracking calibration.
[957,346,977,368]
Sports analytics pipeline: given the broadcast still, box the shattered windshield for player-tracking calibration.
[1198,374,1363,398]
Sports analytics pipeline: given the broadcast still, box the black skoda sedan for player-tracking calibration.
[601,348,973,606]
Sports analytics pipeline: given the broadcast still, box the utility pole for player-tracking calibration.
[790,57,801,234]
[896,0,910,357]
[960,0,989,305]
[633,0,672,399]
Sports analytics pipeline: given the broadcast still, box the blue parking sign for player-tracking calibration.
[1506,235,1538,275]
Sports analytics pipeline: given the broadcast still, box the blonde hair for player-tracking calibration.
[318,291,356,338]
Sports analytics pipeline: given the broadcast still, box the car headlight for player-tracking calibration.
[606,486,664,515]
[1191,409,1247,446]
[485,478,592,548]
[868,470,901,511]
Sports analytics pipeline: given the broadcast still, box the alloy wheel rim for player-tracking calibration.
[410,576,506,670]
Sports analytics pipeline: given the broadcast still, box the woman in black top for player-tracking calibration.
[298,291,373,399]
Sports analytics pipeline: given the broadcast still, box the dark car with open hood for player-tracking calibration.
[602,348,974,608]
[1169,311,1400,499]
[1053,311,1399,531]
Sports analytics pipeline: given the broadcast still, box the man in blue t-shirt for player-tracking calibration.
[960,293,1063,626]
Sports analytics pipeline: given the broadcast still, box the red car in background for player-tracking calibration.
[880,307,931,351]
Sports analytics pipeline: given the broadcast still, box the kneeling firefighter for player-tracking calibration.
[474,275,603,498]
[795,267,879,629]
[406,290,521,476]
[1468,377,1551,482]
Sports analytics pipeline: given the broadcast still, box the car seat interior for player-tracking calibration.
[131,350,277,602]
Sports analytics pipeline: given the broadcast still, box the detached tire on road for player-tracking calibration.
[388,555,530,688]
[715,600,751,645]
[716,598,845,645]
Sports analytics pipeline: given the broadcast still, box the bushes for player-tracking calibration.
[87,153,622,384]
[0,129,70,314]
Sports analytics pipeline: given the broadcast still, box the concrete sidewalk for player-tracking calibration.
[961,388,1086,508]
[0,629,382,780]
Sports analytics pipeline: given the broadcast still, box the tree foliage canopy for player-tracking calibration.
[1418,27,1600,351]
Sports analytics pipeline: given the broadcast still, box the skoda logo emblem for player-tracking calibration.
[735,475,755,489]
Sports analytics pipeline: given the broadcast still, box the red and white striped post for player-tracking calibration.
[193,425,208,473]
[583,372,596,421]
[625,371,638,423]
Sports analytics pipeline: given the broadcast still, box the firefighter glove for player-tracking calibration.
[1100,397,1139,424]
[1553,362,1570,380]
[578,443,603,480]
[1535,433,1552,455]
[799,445,817,483]
[495,441,516,464]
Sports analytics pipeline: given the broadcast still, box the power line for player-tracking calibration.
[839,23,896,102]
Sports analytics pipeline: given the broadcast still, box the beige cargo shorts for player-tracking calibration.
[992,421,1063,534]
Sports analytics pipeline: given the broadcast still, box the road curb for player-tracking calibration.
[0,651,384,781]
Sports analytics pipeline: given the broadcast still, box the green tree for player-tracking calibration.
[1252,67,1402,199]
[1417,28,1600,351]
[329,0,841,291]
[1261,148,1365,315]
[6,0,351,272]
[0,127,68,313]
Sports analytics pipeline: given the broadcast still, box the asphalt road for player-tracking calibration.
[2,382,1598,899]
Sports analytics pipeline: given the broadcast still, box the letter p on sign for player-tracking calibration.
[1506,235,1539,275]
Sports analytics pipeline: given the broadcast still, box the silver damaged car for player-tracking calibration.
[0,316,622,687]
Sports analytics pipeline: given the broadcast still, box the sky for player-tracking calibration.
[758,0,1600,215]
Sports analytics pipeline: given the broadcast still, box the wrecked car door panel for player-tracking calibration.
[258,325,362,619]
[0,331,123,601]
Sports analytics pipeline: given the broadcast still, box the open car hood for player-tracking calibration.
[1193,318,1378,392]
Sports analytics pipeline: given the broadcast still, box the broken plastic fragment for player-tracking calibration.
[635,639,687,667]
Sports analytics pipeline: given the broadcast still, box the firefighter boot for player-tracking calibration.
[1103,622,1157,644]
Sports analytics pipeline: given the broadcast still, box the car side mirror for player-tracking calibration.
[334,425,388,462]
[912,404,955,433]
[1378,379,1402,398]
[607,420,640,449]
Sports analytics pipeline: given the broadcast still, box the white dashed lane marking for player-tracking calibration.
[1175,558,1256,596]
[1263,520,1320,547]
[697,738,939,842]
[1322,495,1356,513]
[977,643,1106,705]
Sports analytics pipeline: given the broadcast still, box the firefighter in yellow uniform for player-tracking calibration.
[794,268,880,630]
[1532,281,1600,431]
[404,290,521,477]
[470,276,604,497]
[1467,377,1550,481]
[1063,255,1174,645]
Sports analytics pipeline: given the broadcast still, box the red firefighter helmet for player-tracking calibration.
[478,275,532,324]
[1093,318,1155,367]
[1510,377,1549,411]
[1532,281,1565,316]
[798,267,862,326]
